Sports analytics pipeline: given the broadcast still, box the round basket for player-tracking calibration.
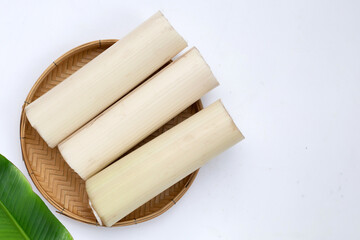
[20,39,202,226]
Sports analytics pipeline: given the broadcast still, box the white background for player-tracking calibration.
[1,0,360,239]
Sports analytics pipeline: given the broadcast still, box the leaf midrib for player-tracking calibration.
[0,199,30,240]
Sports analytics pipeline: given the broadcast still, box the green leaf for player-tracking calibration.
[0,154,73,240]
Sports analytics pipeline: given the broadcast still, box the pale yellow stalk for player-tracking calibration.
[58,47,218,180]
[86,100,244,227]
[25,11,187,148]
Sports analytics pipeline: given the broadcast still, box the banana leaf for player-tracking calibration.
[0,154,73,240]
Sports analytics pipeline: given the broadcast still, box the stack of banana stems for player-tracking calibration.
[25,11,244,227]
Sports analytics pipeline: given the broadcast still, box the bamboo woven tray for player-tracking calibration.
[20,39,202,226]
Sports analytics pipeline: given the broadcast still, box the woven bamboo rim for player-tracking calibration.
[20,39,202,226]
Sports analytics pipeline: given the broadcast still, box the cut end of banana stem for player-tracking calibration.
[89,200,103,226]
